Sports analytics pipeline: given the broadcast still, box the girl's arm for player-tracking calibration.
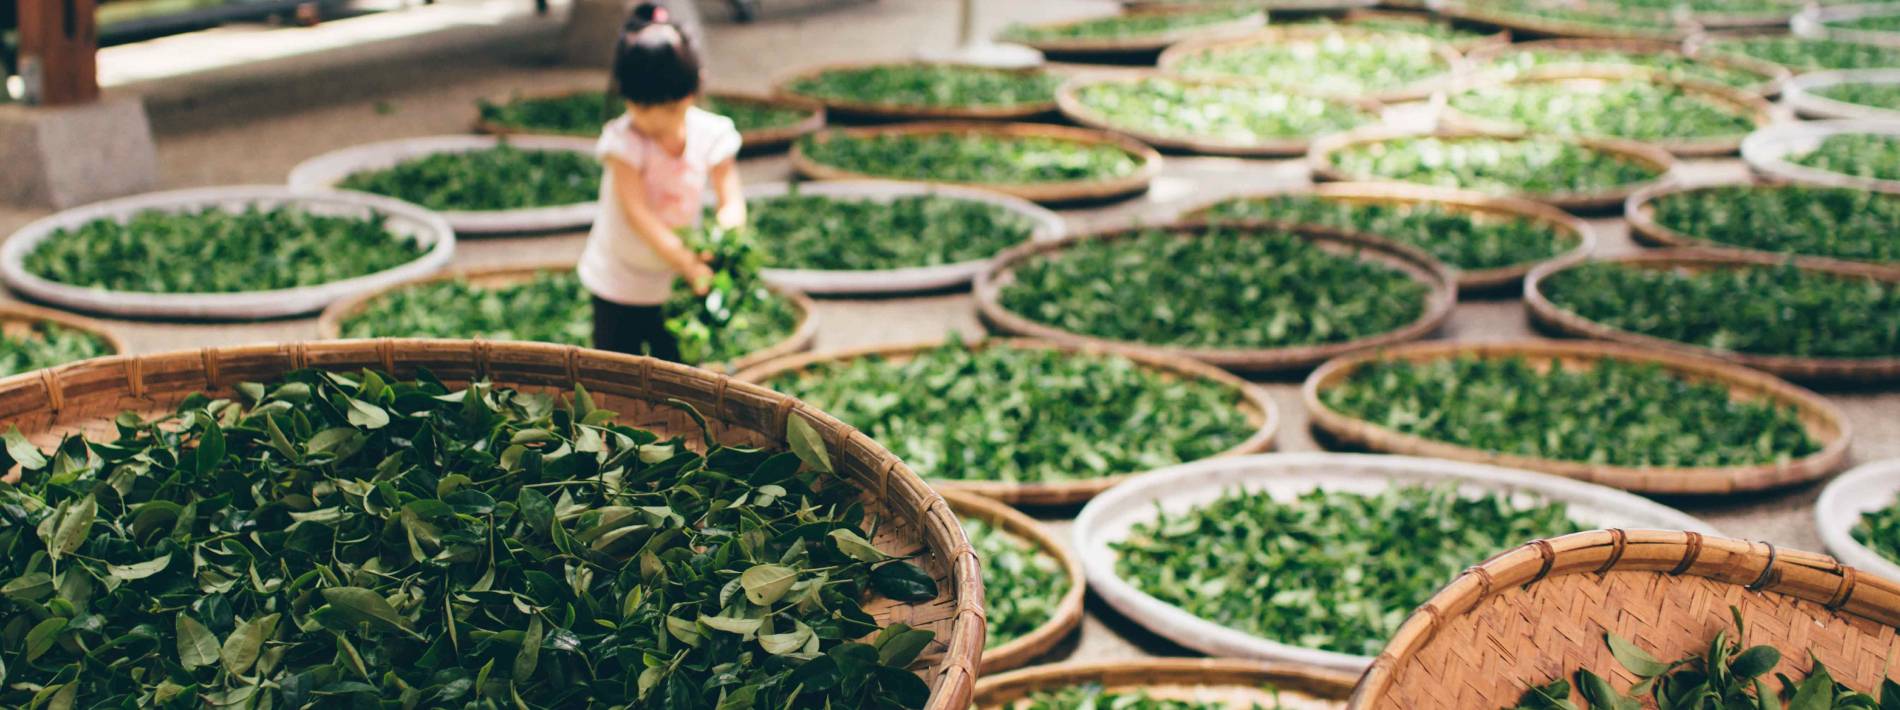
[608,158,713,295]
[710,158,745,229]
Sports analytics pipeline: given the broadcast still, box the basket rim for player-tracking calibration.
[0,337,984,710]
[971,658,1360,708]
[1156,26,1468,103]
[789,121,1163,205]
[312,260,819,374]
[1461,36,1791,98]
[996,7,1268,55]
[1348,530,1900,708]
[285,134,600,235]
[1301,337,1854,495]
[972,219,1460,374]
[729,336,1281,505]
[1523,247,1900,381]
[1053,72,1386,158]
[771,60,1060,121]
[1436,66,1775,157]
[1173,181,1597,291]
[1306,126,1679,210]
[1783,68,1900,121]
[1625,176,1900,275]
[936,489,1087,674]
[0,302,129,363]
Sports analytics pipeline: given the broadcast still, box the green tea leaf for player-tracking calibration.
[175,614,220,669]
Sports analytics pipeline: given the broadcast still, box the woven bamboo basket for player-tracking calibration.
[1437,67,1776,157]
[1333,9,1513,53]
[1157,27,1467,103]
[1525,249,1900,382]
[1303,339,1853,495]
[0,339,984,709]
[791,122,1163,205]
[1433,0,1701,41]
[1177,182,1596,292]
[1054,73,1385,157]
[1307,126,1679,211]
[772,61,1059,121]
[313,261,819,374]
[974,658,1358,709]
[1350,530,1900,709]
[973,220,1459,374]
[731,337,1280,505]
[1626,178,1900,276]
[0,302,127,371]
[995,8,1268,57]
[1463,37,1791,98]
[473,88,825,152]
[937,490,1086,674]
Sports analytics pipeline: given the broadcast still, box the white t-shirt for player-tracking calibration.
[578,107,742,305]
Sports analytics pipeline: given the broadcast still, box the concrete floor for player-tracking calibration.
[3,0,1898,667]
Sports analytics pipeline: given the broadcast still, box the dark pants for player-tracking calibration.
[591,296,681,363]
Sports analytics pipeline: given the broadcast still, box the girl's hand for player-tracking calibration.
[687,262,715,296]
[715,202,746,230]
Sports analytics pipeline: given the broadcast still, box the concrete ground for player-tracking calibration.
[3,0,1897,665]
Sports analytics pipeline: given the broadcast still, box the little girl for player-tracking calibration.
[580,2,744,362]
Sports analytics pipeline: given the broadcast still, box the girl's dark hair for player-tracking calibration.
[612,3,702,105]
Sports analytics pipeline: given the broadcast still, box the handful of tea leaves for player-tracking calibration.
[665,224,801,366]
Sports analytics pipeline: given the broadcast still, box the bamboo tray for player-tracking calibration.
[1433,0,1701,41]
[314,261,818,374]
[1742,119,1900,192]
[1054,73,1386,157]
[996,8,1268,57]
[1464,37,1790,98]
[0,302,127,373]
[1626,178,1900,276]
[473,88,826,152]
[741,180,1066,296]
[1303,339,1853,495]
[1333,9,1514,52]
[791,122,1163,205]
[1795,3,1900,48]
[1784,69,1900,121]
[1158,27,1467,103]
[287,134,598,236]
[1525,249,1900,382]
[974,220,1458,374]
[1072,453,1718,671]
[1816,459,1900,588]
[1177,182,1596,292]
[0,339,984,709]
[1437,67,1775,157]
[1684,27,1816,74]
[1125,0,1379,13]
[773,60,1059,121]
[938,490,1086,674]
[1350,531,1900,708]
[973,658,1359,709]
[0,185,457,320]
[732,337,1280,505]
[1307,127,1680,211]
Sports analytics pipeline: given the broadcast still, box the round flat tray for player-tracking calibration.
[1307,126,1679,211]
[1333,9,1514,52]
[772,60,1059,121]
[975,220,1458,374]
[1157,26,1467,103]
[742,180,1066,295]
[0,301,127,368]
[1784,68,1900,120]
[1795,3,1900,48]
[939,490,1087,674]
[1437,67,1775,157]
[1432,0,1701,41]
[1817,459,1900,587]
[998,8,1268,56]
[1463,37,1790,98]
[1303,338,1854,495]
[0,185,455,320]
[1177,181,1596,292]
[1626,177,1900,275]
[1072,452,1719,672]
[1741,119,1900,192]
[1055,73,1386,157]
[973,658,1358,709]
[791,121,1163,205]
[1125,0,1379,13]
[732,337,1280,505]
[287,134,598,236]
[471,86,614,138]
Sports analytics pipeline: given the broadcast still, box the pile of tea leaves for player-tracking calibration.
[1194,192,1580,272]
[797,130,1144,185]
[1643,184,1900,265]
[338,144,600,211]
[0,320,114,377]
[962,517,1067,649]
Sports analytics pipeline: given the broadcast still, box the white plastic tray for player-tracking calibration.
[1072,452,1719,673]
[1815,459,1900,586]
[288,134,598,235]
[1741,119,1900,192]
[1795,3,1900,48]
[1783,69,1900,121]
[0,185,455,320]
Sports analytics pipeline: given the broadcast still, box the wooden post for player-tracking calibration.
[17,0,99,106]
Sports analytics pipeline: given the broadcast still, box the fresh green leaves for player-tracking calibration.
[1540,261,1900,359]
[1448,77,1758,142]
[23,206,425,294]
[701,94,822,135]
[0,371,938,707]
[796,129,1143,185]
[664,224,804,367]
[1445,0,1685,39]
[998,7,1257,43]
[783,63,1059,110]
[1114,485,1583,656]
[997,227,1430,350]
[475,91,816,137]
[963,517,1067,649]
[1854,494,1900,568]
[1648,184,1900,265]
[1070,76,1377,145]
[0,320,112,378]
[1790,133,1900,182]
[1323,355,1822,467]
[767,338,1258,484]
[1170,29,1454,97]
[1702,35,1900,73]
[338,143,600,211]
[1481,47,1775,90]
[1195,192,1580,272]
[1015,683,1263,710]
[1812,81,1900,110]
[1326,135,1664,197]
[746,188,1039,271]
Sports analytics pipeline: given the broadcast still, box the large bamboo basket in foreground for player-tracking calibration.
[938,490,1086,674]
[0,339,985,709]
[976,658,1358,709]
[791,122,1163,205]
[1304,339,1852,495]
[733,338,1280,505]
[1351,530,1900,708]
